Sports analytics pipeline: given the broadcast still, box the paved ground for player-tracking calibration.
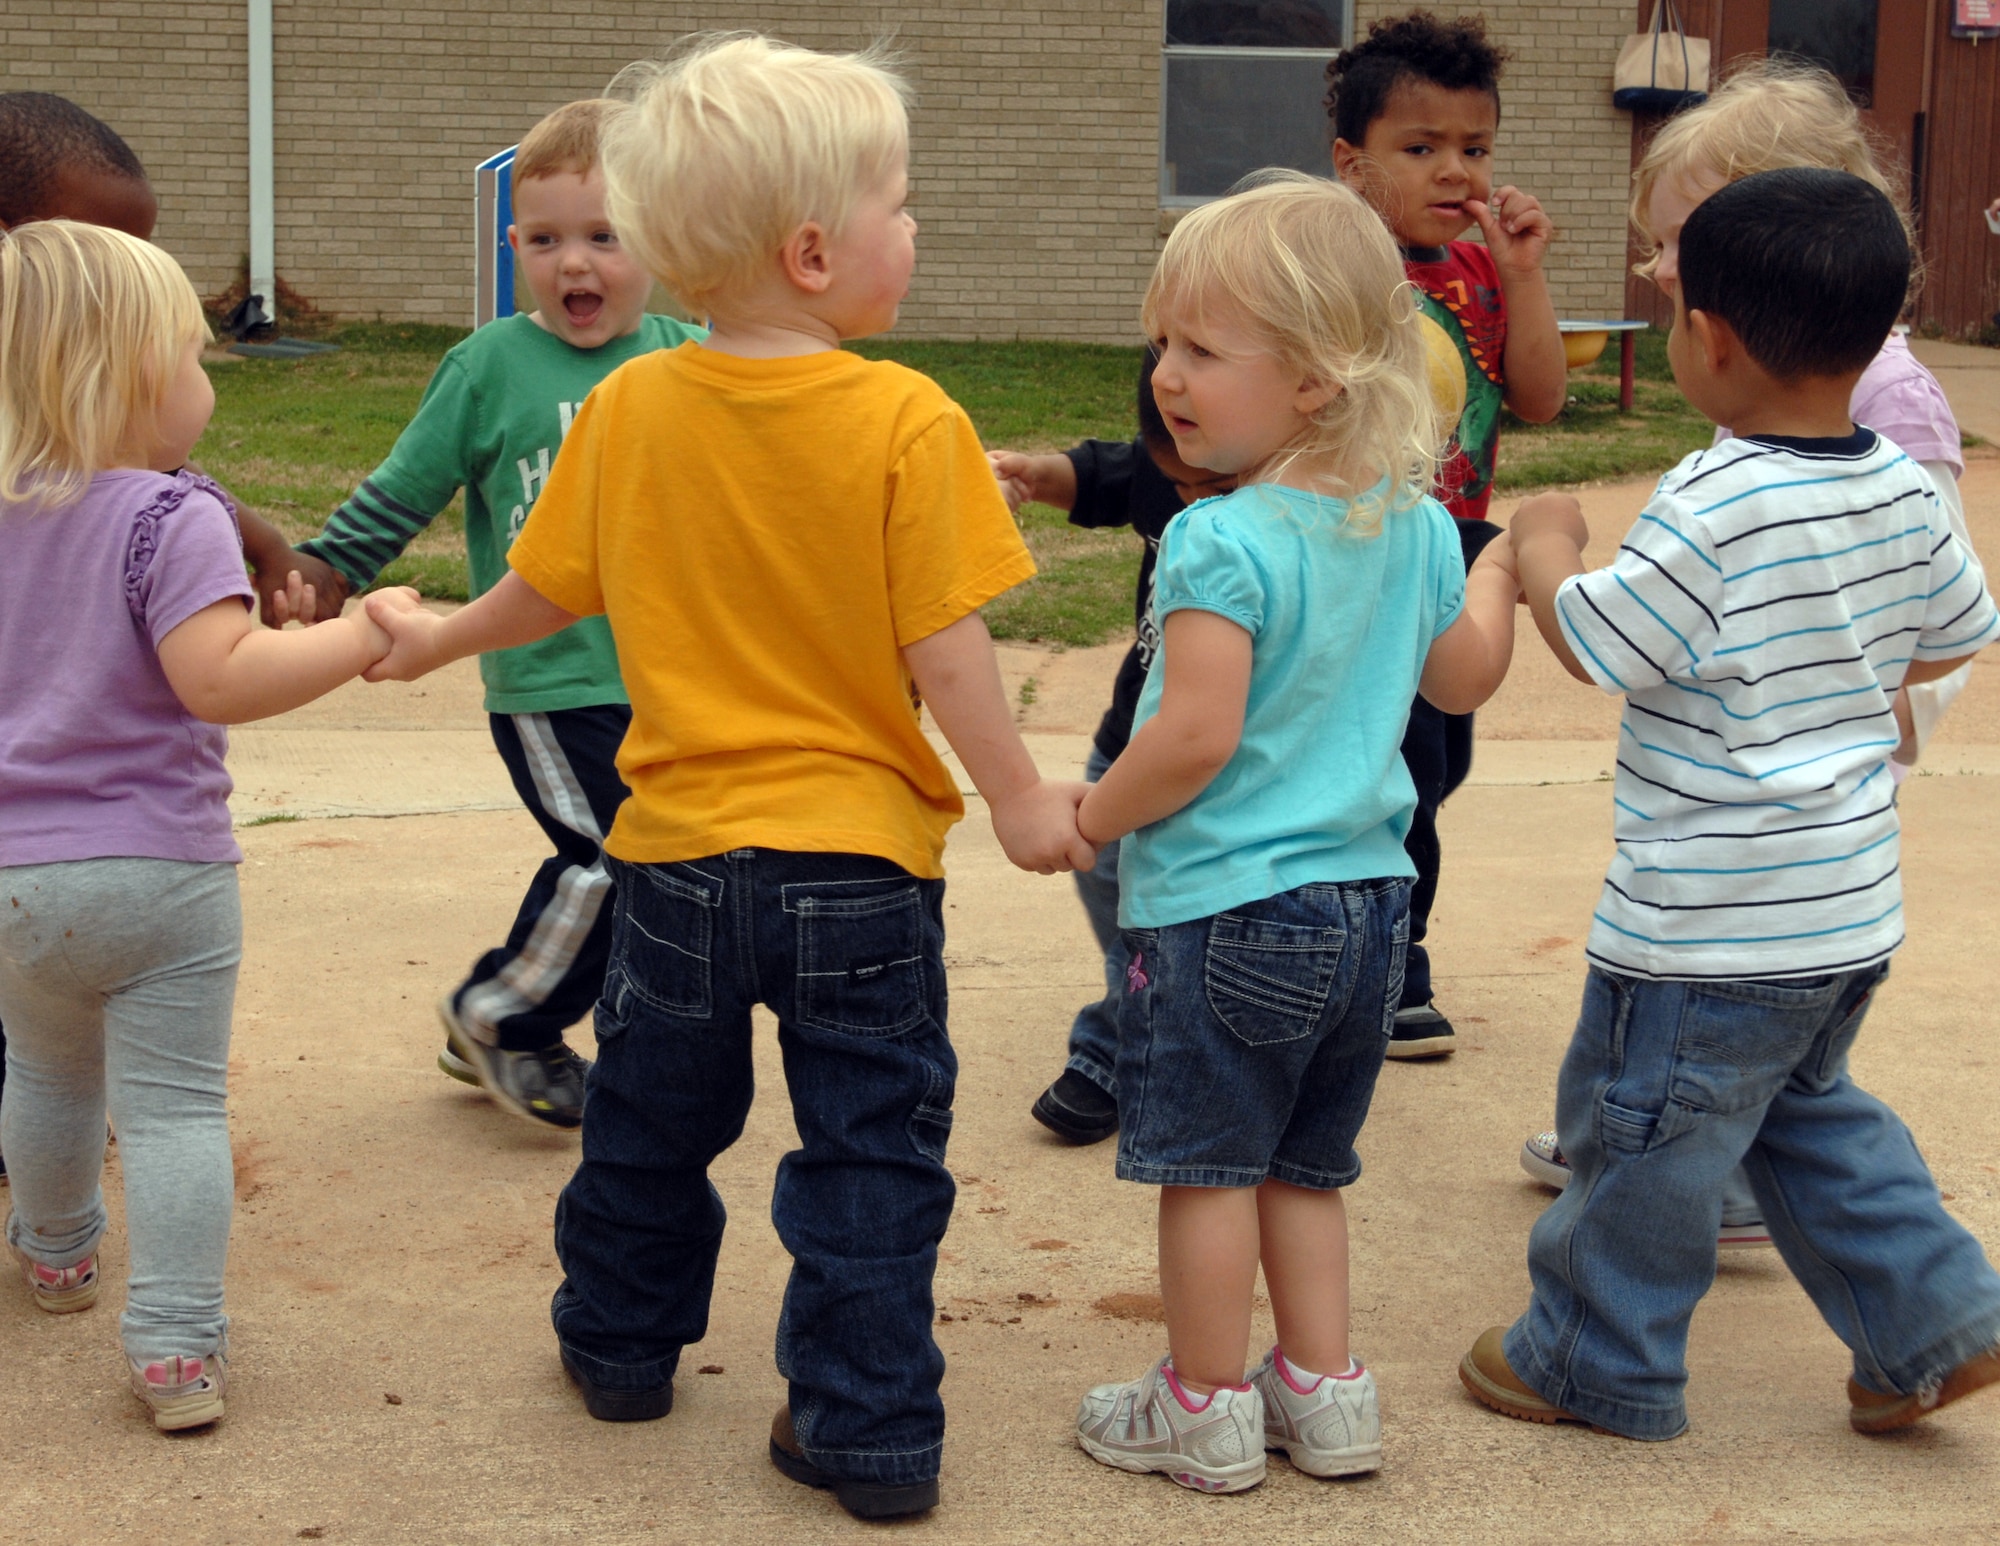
[5,462,2000,1543]
[1912,338,2000,447]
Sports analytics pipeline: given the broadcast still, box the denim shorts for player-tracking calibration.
[1114,877,1410,1190]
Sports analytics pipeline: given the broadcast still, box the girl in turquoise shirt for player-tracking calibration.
[1070,171,1520,1494]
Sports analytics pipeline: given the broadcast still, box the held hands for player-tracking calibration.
[252,549,352,628]
[1466,186,1552,281]
[359,588,439,681]
[1508,491,1588,555]
[986,450,1079,515]
[991,777,1097,876]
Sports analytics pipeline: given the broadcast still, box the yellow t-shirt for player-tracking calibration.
[509,342,1035,878]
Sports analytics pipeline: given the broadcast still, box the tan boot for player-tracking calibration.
[1848,1347,2000,1434]
[1458,1326,1593,1426]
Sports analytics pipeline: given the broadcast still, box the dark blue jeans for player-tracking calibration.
[551,849,957,1487]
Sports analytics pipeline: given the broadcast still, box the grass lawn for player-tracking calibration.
[197,322,1708,647]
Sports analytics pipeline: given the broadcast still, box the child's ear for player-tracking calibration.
[1330,138,1365,184]
[1295,375,1340,417]
[779,221,834,295]
[1687,308,1733,375]
[505,224,519,256]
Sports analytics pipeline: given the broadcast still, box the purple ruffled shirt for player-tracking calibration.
[0,469,254,867]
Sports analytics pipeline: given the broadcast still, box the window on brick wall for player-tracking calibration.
[1160,0,1350,206]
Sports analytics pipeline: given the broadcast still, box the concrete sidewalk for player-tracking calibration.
[1912,336,2000,447]
[5,471,1999,1544]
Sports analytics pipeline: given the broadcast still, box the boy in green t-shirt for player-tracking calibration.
[276,100,703,1129]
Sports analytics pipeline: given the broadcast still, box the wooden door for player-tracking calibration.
[1622,0,1932,325]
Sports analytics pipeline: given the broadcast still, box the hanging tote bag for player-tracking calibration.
[1613,0,1710,113]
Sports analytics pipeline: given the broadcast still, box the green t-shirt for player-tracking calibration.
[301,312,705,713]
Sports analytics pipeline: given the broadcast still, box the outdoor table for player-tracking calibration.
[1558,318,1649,412]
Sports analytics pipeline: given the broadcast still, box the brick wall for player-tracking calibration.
[5,1,1636,340]
[1,3,248,310]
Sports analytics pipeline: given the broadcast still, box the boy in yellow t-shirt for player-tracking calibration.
[366,35,1091,1522]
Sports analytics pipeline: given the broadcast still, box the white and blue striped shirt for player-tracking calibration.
[1556,430,1996,981]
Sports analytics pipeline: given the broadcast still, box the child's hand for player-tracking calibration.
[1467,186,1552,280]
[988,450,1079,514]
[991,778,1097,875]
[360,589,442,681]
[1509,492,1588,553]
[252,548,350,629]
[268,568,324,628]
[987,451,1031,513]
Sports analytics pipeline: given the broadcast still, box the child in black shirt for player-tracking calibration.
[989,351,1233,1143]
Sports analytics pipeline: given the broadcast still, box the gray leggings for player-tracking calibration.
[0,858,239,1363]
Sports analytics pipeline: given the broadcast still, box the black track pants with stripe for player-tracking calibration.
[455,705,632,1052]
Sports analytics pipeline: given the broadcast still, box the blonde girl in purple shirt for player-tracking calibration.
[0,221,412,1430]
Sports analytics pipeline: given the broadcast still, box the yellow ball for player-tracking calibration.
[1418,311,1468,434]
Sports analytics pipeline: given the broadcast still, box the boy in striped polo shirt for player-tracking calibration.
[1459,168,2000,1441]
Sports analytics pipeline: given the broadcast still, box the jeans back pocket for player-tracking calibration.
[794,883,929,1038]
[615,861,718,1020]
[1204,911,1344,1046]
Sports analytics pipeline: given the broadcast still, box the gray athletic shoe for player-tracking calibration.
[1251,1347,1382,1477]
[1075,1356,1266,1493]
[436,996,589,1130]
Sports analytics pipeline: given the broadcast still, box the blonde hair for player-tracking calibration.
[1141,171,1439,534]
[512,98,618,190]
[0,219,208,508]
[600,34,910,313]
[1632,59,1915,289]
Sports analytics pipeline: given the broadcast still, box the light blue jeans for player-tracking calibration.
[1064,746,1125,1097]
[0,859,238,1363]
[1507,962,2000,1440]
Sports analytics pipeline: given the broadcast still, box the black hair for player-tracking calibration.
[1678,167,1909,382]
[0,92,148,229]
[1137,347,1170,447]
[1324,11,1507,146]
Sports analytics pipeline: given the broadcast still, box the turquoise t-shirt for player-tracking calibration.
[1118,484,1466,929]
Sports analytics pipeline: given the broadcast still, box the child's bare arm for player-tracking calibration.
[1418,537,1517,714]
[1905,650,1986,684]
[363,570,575,682]
[1509,493,1592,682]
[157,595,394,724]
[1078,609,1249,847]
[903,611,1095,875]
[1469,186,1566,425]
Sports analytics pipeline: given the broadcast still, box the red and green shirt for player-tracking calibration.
[1405,241,1507,523]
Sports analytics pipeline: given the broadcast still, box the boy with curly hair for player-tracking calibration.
[1327,11,1566,1060]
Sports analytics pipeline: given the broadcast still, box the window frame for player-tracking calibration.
[1158,6,1351,209]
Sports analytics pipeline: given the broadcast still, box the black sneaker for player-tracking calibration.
[1386,1002,1456,1060]
[770,1405,938,1519]
[1031,1069,1118,1145]
[437,997,589,1130]
[560,1344,673,1422]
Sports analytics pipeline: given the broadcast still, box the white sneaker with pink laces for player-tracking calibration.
[16,1249,98,1313]
[129,1350,227,1431]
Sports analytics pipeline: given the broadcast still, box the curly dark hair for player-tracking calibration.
[1323,12,1508,147]
[0,92,147,229]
